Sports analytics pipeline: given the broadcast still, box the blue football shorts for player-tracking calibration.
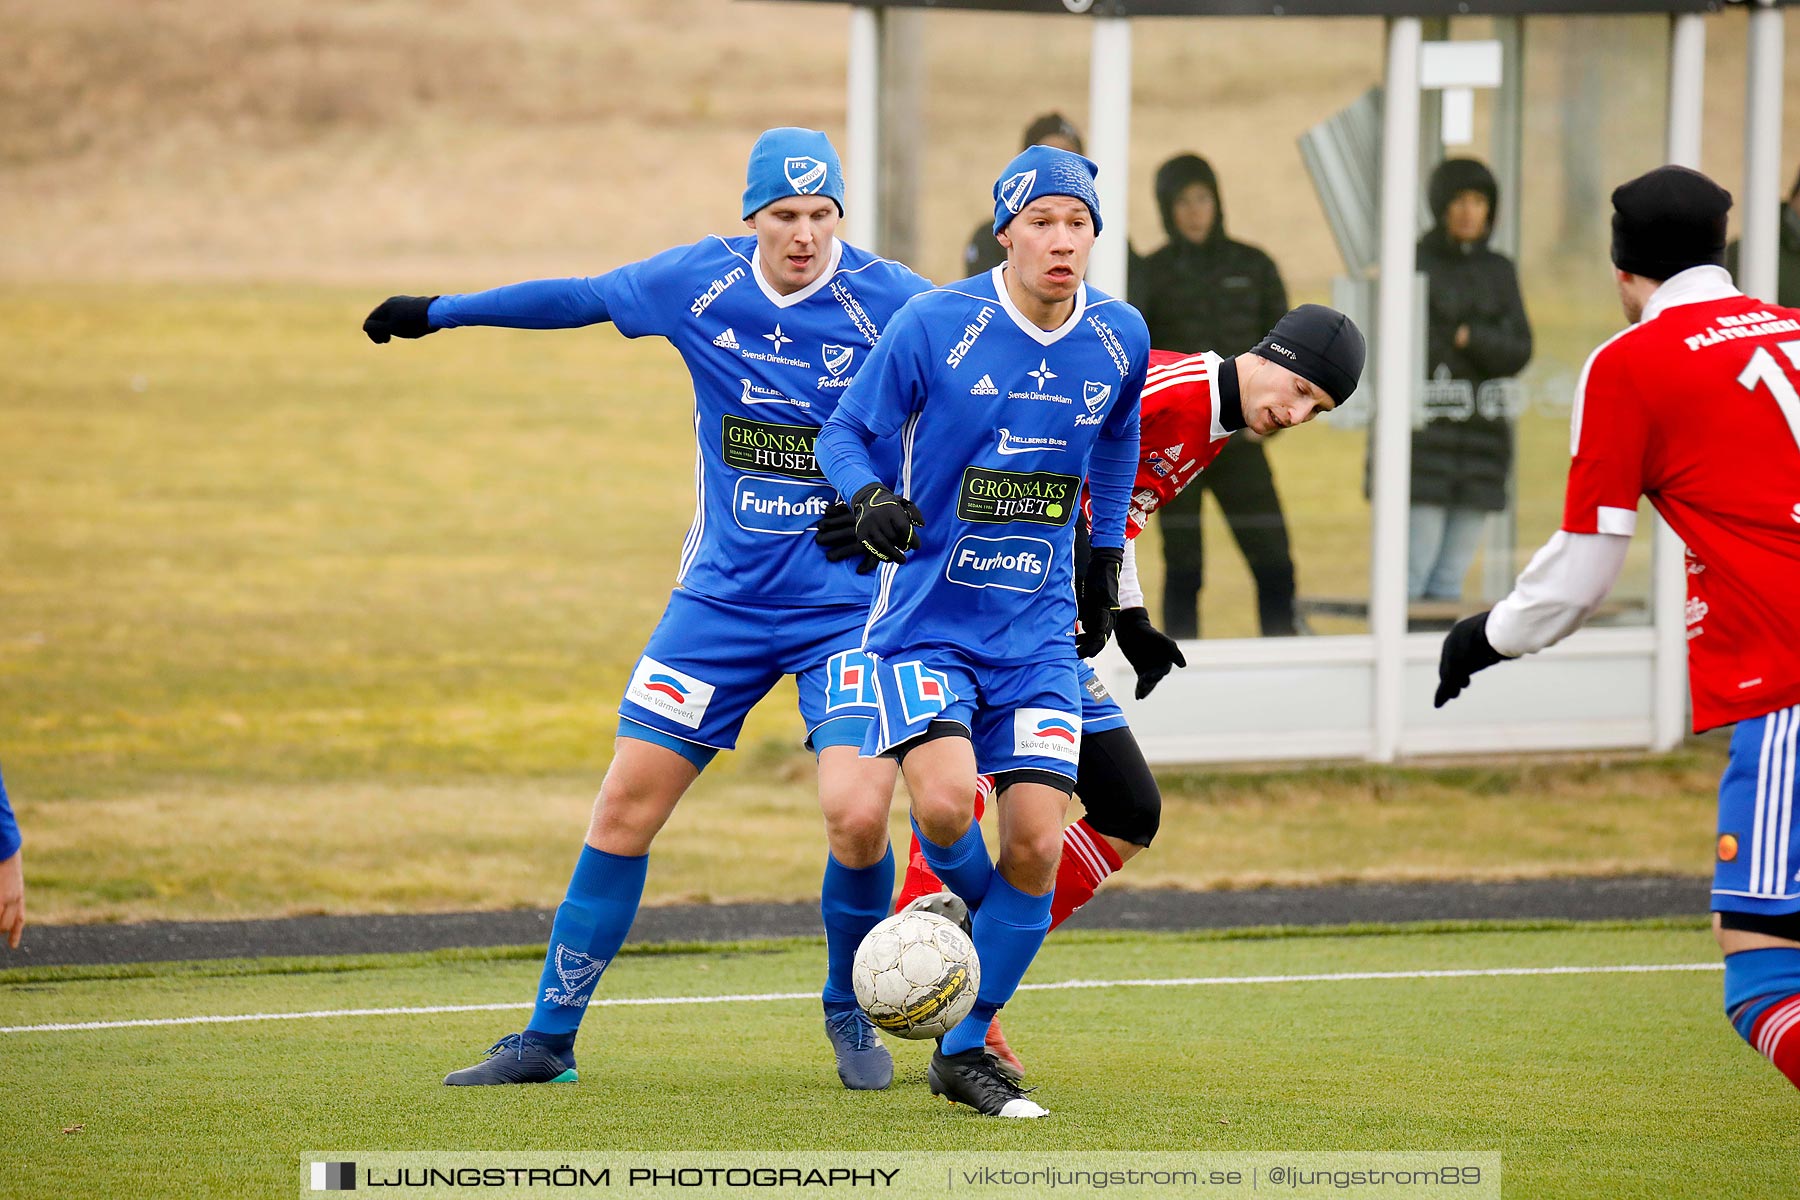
[1077,658,1129,735]
[617,588,877,760]
[864,648,1083,781]
[1714,702,1800,916]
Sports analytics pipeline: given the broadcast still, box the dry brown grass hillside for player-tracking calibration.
[3,1,1799,292]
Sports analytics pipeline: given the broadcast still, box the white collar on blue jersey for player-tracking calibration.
[988,265,1089,345]
[750,237,845,309]
[1641,264,1740,323]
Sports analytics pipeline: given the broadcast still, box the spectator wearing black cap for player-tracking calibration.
[1407,157,1534,602]
[1725,164,1800,308]
[1132,152,1298,638]
[962,113,1086,276]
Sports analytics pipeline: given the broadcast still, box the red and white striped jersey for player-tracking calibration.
[1562,267,1800,729]
[1122,348,1234,540]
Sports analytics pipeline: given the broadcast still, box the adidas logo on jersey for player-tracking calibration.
[712,328,741,350]
[970,374,999,396]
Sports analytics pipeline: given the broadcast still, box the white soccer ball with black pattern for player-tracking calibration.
[851,910,980,1039]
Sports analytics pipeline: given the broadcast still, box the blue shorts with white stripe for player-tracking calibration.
[1715,703,1800,916]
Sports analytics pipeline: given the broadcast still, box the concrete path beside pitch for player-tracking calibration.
[10,876,1711,969]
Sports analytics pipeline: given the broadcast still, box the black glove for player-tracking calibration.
[1074,545,1124,659]
[850,483,925,564]
[1434,610,1507,708]
[813,501,878,574]
[1113,607,1187,699]
[363,295,439,344]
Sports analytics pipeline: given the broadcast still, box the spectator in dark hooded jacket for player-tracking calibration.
[1408,157,1533,602]
[1132,153,1299,638]
[1724,163,1800,308]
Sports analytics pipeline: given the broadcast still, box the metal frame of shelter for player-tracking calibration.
[768,0,1789,764]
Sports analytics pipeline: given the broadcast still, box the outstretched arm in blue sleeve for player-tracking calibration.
[367,242,698,342]
[429,277,612,331]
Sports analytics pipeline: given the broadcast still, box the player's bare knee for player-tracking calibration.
[996,842,1060,897]
[588,769,683,852]
[1022,825,1066,874]
[823,803,891,866]
[586,803,655,856]
[997,822,1064,883]
[911,785,973,846]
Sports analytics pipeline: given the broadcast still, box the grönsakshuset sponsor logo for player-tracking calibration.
[956,467,1080,527]
[721,415,822,480]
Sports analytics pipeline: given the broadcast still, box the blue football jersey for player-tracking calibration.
[0,761,15,861]
[824,268,1146,663]
[437,236,930,607]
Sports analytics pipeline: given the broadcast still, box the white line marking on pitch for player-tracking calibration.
[0,962,1721,1035]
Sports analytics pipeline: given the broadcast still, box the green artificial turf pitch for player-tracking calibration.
[2,923,1796,1198]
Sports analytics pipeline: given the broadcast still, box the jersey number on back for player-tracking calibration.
[1736,341,1800,453]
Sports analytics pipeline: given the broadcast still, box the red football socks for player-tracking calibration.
[1049,818,1123,930]
[1750,992,1800,1089]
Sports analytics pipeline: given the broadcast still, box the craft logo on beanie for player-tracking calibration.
[1251,305,1367,406]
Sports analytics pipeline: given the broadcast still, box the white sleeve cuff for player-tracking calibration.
[1596,505,1638,536]
[1119,540,1145,610]
[1485,530,1633,657]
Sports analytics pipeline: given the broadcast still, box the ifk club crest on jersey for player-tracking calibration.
[817,342,856,389]
[1076,380,1111,426]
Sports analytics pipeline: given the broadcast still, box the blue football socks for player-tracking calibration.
[821,846,896,1013]
[523,844,650,1052]
[939,873,1052,1057]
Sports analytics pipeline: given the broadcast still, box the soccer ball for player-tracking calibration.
[851,910,980,1039]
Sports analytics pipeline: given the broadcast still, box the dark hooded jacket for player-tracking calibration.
[1129,155,1288,356]
[1725,203,1800,309]
[964,218,1008,276]
[1410,158,1534,512]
